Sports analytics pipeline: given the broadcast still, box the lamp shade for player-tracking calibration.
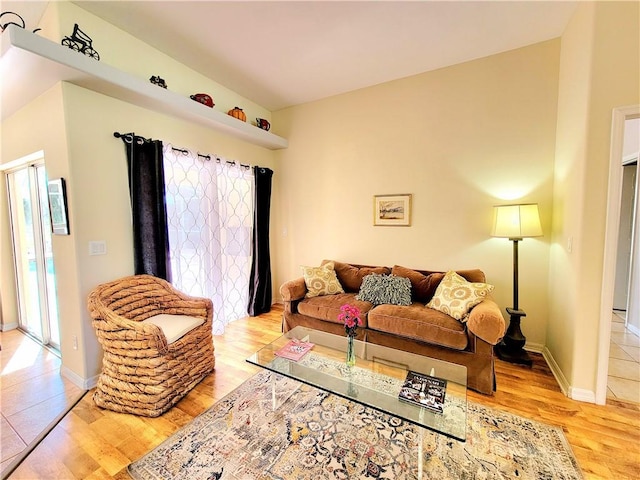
[491,204,542,239]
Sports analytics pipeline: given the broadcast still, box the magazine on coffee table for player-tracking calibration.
[274,339,314,361]
[398,370,447,413]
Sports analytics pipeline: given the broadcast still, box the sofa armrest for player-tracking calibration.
[466,297,506,345]
[280,278,307,302]
[280,278,307,315]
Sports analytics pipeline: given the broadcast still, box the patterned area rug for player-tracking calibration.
[128,371,583,480]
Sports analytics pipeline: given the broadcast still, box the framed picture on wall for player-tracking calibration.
[47,178,70,235]
[373,194,412,226]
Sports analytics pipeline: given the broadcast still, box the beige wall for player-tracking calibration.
[62,84,275,382]
[3,0,638,395]
[49,1,272,126]
[0,1,277,384]
[273,40,561,350]
[1,84,276,384]
[549,1,640,398]
[1,84,69,334]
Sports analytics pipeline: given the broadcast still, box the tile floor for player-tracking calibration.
[607,311,640,403]
[0,329,84,474]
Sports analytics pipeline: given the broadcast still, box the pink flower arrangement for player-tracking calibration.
[338,304,362,337]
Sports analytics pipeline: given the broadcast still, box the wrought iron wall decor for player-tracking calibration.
[61,23,100,60]
[0,11,41,33]
[150,76,167,88]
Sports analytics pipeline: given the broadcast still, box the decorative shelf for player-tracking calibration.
[0,26,288,150]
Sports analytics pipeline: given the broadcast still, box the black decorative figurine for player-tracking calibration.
[150,76,167,88]
[61,23,100,60]
[0,11,41,33]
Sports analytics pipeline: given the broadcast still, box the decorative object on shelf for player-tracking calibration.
[256,118,270,131]
[491,203,543,367]
[228,107,246,122]
[373,193,412,226]
[149,75,167,88]
[1,11,41,33]
[4,27,288,149]
[47,178,70,235]
[338,304,362,366]
[61,23,100,60]
[190,93,214,108]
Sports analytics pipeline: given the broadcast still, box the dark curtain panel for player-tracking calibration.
[248,166,273,316]
[119,133,172,281]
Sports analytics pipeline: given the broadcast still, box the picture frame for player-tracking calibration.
[373,194,412,226]
[47,178,70,235]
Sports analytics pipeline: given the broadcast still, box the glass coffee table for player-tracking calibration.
[247,326,467,475]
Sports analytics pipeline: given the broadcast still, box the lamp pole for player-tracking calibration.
[496,237,533,366]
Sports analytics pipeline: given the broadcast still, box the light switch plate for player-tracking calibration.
[89,241,107,255]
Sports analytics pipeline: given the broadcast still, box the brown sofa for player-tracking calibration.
[280,260,506,395]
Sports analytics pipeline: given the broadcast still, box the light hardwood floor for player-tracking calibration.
[5,304,640,479]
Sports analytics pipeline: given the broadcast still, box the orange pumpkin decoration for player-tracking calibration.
[228,107,246,122]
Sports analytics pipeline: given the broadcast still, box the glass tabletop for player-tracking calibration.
[247,326,467,441]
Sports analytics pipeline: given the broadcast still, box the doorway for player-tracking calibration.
[598,106,640,404]
[613,163,637,312]
[5,159,60,349]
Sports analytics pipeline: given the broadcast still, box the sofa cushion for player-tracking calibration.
[301,261,345,298]
[427,271,494,321]
[391,265,445,303]
[449,269,485,284]
[356,273,412,306]
[326,260,391,293]
[368,303,468,350]
[297,293,373,327]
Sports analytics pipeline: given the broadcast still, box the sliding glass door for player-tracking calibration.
[6,162,60,349]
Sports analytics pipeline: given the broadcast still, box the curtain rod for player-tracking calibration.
[114,131,251,169]
[113,131,152,144]
[183,148,251,170]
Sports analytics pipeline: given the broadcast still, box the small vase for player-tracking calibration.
[346,335,356,367]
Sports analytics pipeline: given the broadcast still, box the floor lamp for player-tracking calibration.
[491,204,542,367]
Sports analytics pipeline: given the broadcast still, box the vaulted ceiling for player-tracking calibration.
[5,1,578,111]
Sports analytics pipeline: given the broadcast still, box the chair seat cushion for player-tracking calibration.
[142,314,205,344]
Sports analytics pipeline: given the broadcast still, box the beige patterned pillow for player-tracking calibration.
[302,261,345,298]
[426,270,494,321]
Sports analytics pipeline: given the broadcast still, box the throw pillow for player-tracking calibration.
[329,260,391,292]
[301,261,345,298]
[356,273,412,306]
[391,265,445,303]
[427,270,494,321]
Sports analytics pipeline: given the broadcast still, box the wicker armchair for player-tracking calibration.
[88,274,215,417]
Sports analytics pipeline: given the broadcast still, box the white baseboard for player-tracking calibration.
[628,323,640,337]
[1,322,19,331]
[542,346,596,403]
[524,342,545,353]
[61,365,98,390]
[569,387,596,403]
[542,346,570,396]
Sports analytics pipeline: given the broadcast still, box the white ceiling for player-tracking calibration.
[5,1,578,111]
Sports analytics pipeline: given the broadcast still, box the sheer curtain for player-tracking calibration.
[163,145,254,334]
